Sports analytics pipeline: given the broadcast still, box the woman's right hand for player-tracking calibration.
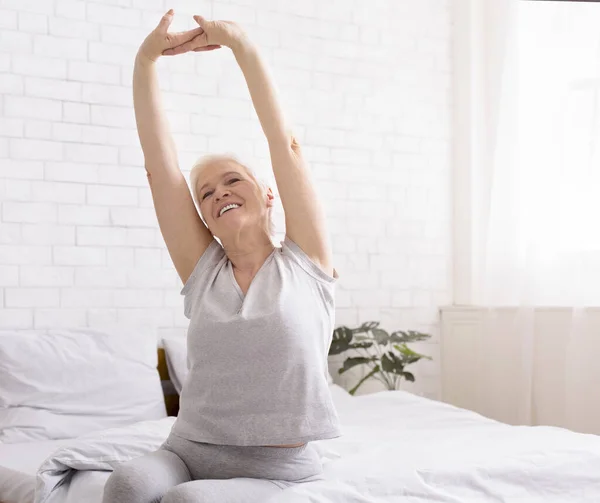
[162,16,247,56]
[137,9,218,64]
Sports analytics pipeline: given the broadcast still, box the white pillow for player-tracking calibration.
[162,337,338,394]
[0,326,166,443]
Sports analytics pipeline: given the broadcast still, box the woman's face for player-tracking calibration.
[195,159,272,239]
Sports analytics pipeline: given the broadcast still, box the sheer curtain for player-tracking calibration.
[469,0,600,432]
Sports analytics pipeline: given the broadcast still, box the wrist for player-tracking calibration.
[230,33,254,55]
[136,50,157,67]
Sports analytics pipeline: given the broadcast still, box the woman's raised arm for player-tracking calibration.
[165,16,334,276]
[133,10,218,284]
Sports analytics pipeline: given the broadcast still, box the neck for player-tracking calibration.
[221,229,274,274]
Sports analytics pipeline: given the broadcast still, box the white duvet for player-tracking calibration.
[35,390,600,503]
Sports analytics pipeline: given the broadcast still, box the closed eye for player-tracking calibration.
[227,178,240,185]
[201,190,214,201]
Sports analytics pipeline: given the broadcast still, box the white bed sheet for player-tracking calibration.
[47,470,110,503]
[0,385,352,503]
[0,440,72,503]
[0,439,112,503]
[7,386,600,503]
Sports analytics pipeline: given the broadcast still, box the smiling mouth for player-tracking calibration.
[219,203,241,217]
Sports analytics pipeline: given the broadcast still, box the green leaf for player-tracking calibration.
[390,331,431,343]
[389,331,406,343]
[339,356,377,374]
[396,344,420,357]
[349,365,380,395]
[359,321,380,331]
[393,344,432,361]
[328,326,354,355]
[348,342,373,350]
[403,372,415,382]
[372,328,390,345]
[336,326,353,340]
[381,352,405,375]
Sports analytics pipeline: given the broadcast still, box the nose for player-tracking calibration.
[214,187,231,202]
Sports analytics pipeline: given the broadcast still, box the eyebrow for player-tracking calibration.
[199,171,241,195]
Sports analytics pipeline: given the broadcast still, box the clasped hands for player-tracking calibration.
[138,9,248,64]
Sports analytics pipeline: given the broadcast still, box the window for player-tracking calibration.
[517,0,600,253]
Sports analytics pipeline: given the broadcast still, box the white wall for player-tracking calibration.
[0,0,452,399]
[441,307,600,435]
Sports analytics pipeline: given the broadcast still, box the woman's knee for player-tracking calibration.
[102,462,158,503]
[161,479,283,503]
[102,449,191,503]
[161,485,201,503]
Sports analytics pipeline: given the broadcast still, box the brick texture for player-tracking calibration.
[0,0,451,399]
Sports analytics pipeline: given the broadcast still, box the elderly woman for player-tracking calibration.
[102,9,340,503]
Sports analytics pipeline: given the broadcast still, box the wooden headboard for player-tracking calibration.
[157,347,180,417]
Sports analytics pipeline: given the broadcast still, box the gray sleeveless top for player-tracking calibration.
[171,237,342,446]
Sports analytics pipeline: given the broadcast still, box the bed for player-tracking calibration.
[0,439,110,503]
[0,345,177,503]
[3,334,600,503]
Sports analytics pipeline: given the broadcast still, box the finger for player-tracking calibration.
[193,45,221,52]
[193,15,208,27]
[166,32,208,56]
[157,9,174,33]
[162,35,209,56]
[166,26,204,48]
[162,45,190,56]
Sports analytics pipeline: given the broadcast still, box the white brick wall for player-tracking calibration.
[0,0,452,399]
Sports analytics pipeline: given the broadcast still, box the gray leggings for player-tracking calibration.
[102,433,323,503]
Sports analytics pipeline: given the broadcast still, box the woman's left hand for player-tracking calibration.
[162,15,248,56]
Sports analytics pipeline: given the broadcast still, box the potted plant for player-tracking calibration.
[329,321,432,395]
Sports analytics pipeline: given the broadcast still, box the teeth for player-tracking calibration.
[219,203,240,216]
